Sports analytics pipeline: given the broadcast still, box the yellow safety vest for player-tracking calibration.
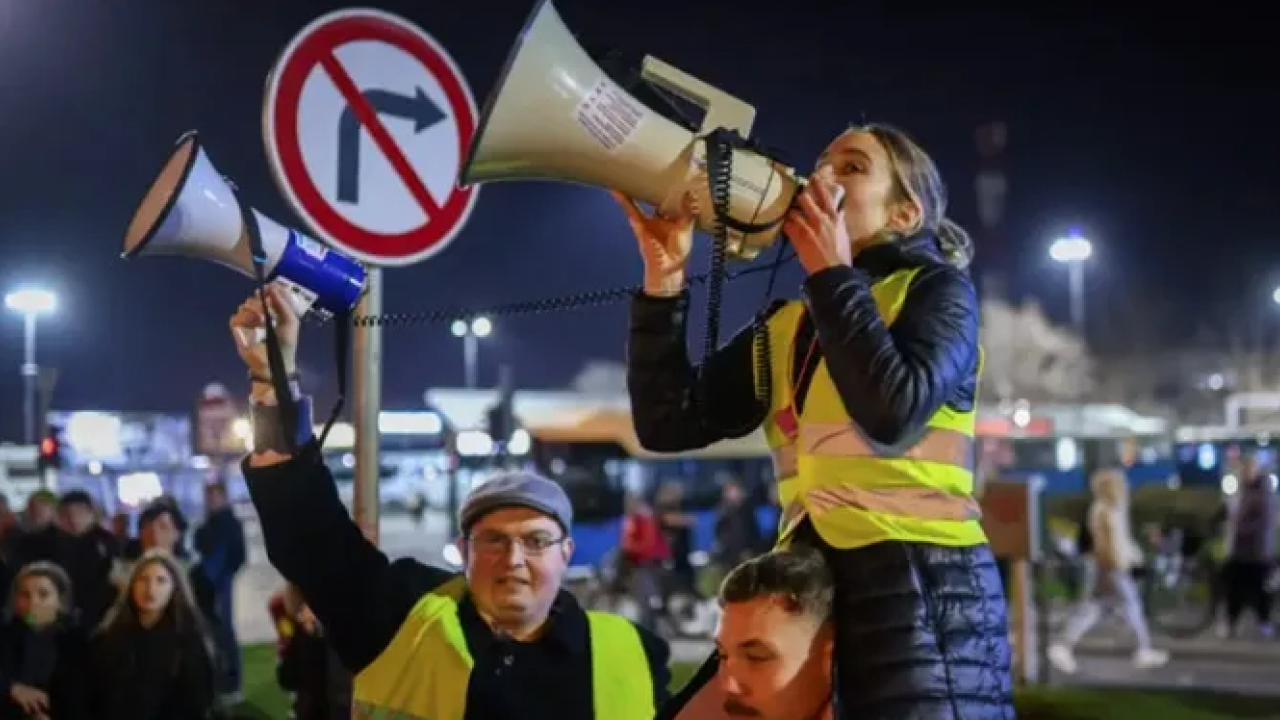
[759,267,987,549]
[352,577,654,720]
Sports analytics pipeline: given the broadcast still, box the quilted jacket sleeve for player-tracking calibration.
[627,291,767,453]
[801,264,980,446]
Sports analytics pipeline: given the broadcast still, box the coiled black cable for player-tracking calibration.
[699,129,792,418]
[703,133,732,361]
[345,261,779,328]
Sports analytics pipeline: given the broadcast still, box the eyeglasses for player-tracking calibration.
[467,531,567,556]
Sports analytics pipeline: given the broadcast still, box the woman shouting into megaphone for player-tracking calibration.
[618,124,1013,720]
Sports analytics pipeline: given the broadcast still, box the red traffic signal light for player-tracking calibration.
[37,433,62,471]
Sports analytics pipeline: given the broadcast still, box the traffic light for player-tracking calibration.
[37,429,62,472]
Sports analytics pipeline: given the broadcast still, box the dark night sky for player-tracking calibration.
[0,0,1275,436]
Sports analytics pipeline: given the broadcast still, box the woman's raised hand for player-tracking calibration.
[611,189,700,297]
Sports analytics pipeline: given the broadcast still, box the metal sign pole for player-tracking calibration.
[263,10,481,550]
[352,267,383,545]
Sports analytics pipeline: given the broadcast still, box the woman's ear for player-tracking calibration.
[887,200,922,234]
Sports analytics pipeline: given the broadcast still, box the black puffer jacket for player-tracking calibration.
[631,237,1014,719]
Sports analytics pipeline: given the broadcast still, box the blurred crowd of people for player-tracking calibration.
[615,478,773,629]
[0,483,246,720]
[1049,450,1280,675]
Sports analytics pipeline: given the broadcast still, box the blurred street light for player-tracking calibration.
[4,288,57,316]
[4,287,58,444]
[1049,234,1092,333]
[451,316,493,388]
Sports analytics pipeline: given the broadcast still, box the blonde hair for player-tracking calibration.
[98,549,207,638]
[849,123,974,270]
[1090,468,1129,507]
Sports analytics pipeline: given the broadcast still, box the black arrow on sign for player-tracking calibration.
[336,87,445,205]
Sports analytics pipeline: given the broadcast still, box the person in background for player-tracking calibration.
[54,491,118,629]
[107,513,130,546]
[1048,468,1169,673]
[88,550,215,720]
[0,562,86,720]
[1219,451,1277,638]
[273,583,352,720]
[0,494,15,547]
[5,493,64,572]
[233,282,671,720]
[117,501,214,614]
[620,123,1012,717]
[654,482,699,604]
[1074,501,1096,604]
[760,483,783,550]
[193,481,247,701]
[620,493,669,630]
[663,545,836,720]
[712,480,763,570]
[119,500,186,563]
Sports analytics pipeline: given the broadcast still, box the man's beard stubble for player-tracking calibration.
[723,698,761,717]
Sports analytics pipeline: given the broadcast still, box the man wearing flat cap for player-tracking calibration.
[231,284,670,720]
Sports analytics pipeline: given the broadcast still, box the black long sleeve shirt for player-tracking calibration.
[627,236,981,453]
[243,448,671,720]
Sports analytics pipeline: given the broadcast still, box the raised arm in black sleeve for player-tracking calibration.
[627,291,768,453]
[244,444,455,674]
[801,264,980,446]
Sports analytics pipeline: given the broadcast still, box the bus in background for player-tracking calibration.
[1171,423,1280,494]
[318,411,450,512]
[975,402,1176,493]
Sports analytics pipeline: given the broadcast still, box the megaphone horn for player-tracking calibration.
[123,131,367,321]
[460,0,800,261]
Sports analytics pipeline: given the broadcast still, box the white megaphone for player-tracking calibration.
[460,0,801,261]
[122,131,367,321]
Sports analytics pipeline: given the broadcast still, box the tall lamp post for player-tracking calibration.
[4,288,58,444]
[451,316,492,389]
[1048,235,1093,466]
[1048,234,1092,334]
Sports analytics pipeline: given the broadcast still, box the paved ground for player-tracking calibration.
[232,510,1280,695]
[1061,648,1280,695]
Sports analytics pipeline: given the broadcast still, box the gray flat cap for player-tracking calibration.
[459,472,573,533]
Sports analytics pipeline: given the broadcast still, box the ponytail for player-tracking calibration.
[935,218,974,270]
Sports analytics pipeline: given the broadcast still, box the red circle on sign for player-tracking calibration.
[264,10,478,266]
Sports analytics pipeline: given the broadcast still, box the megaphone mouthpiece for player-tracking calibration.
[123,131,367,318]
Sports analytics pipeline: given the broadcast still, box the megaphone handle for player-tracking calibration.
[234,189,301,452]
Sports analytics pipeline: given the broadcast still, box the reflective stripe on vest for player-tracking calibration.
[797,422,973,467]
[759,267,987,551]
[352,576,654,720]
